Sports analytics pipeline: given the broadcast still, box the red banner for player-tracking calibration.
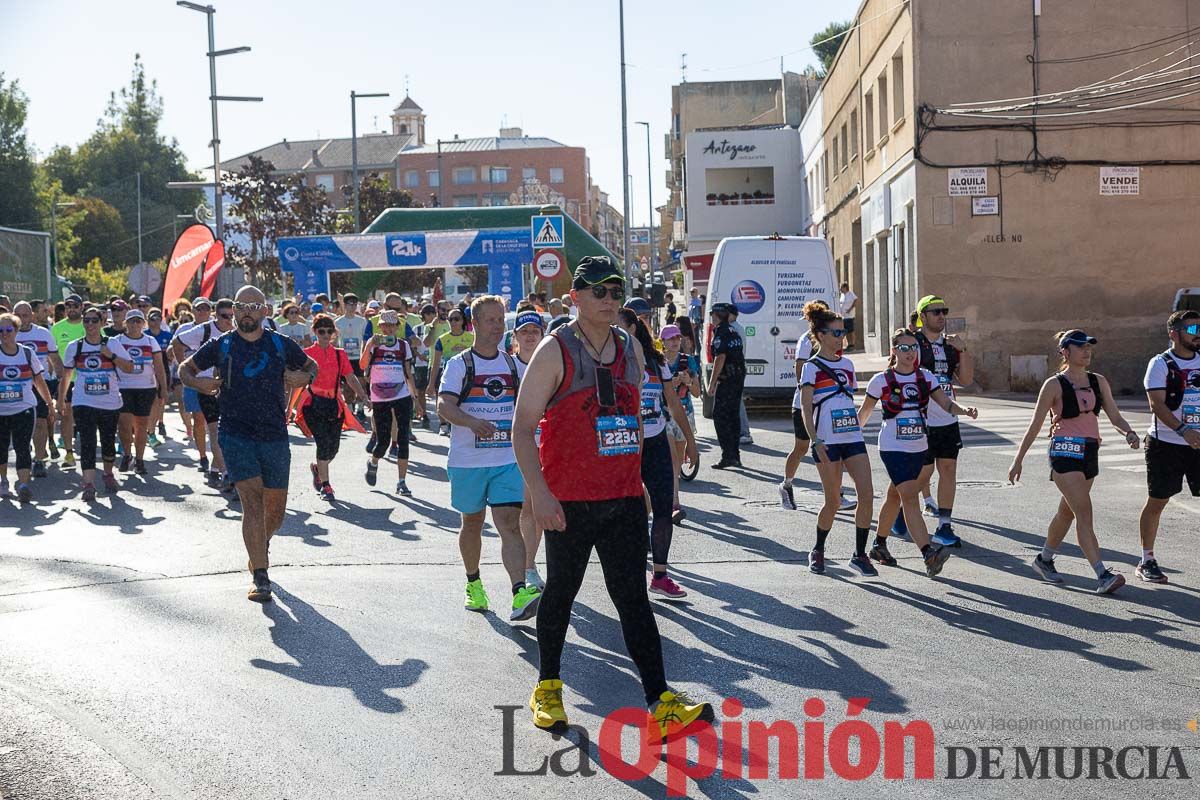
[198,239,225,300]
[162,223,215,315]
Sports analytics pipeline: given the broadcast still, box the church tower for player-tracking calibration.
[390,96,426,145]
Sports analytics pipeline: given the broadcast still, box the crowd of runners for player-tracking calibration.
[0,261,1197,734]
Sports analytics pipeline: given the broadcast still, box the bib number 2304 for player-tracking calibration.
[596,415,640,456]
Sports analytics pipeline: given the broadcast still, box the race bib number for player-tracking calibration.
[342,337,361,356]
[937,373,954,397]
[830,407,860,435]
[0,382,21,403]
[475,418,513,448]
[1050,435,1087,460]
[1183,403,1200,427]
[84,374,110,396]
[131,356,145,374]
[596,415,640,456]
[641,392,661,422]
[896,413,926,441]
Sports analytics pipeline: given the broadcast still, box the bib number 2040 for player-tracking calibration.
[596,415,640,456]
[830,407,860,435]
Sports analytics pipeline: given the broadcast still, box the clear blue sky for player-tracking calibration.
[3,0,860,227]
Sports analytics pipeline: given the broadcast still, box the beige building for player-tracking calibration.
[817,0,1198,390]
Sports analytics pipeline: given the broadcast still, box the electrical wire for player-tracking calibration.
[1037,25,1200,63]
[937,87,1200,120]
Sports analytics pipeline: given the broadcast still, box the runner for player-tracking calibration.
[114,310,168,475]
[617,309,698,598]
[173,298,233,484]
[60,307,134,501]
[780,320,817,510]
[511,310,546,590]
[411,303,440,427]
[0,313,53,502]
[278,303,312,346]
[51,294,85,468]
[301,313,366,501]
[1135,310,1200,583]
[513,255,712,735]
[797,301,875,576]
[429,308,474,436]
[102,299,128,339]
[437,295,540,621]
[334,293,371,417]
[169,298,204,442]
[661,324,700,522]
[362,311,416,496]
[146,309,175,445]
[707,303,746,468]
[858,328,977,578]
[180,285,317,602]
[14,302,61,477]
[913,295,974,547]
[1009,330,1139,594]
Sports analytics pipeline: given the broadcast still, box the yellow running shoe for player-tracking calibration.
[529,679,568,731]
[464,579,489,612]
[62,451,76,469]
[652,690,714,738]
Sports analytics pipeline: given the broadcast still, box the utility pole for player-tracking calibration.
[351,90,389,232]
[136,171,143,264]
[618,0,633,288]
[636,121,655,283]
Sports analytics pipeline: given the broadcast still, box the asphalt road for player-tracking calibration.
[1,395,1198,799]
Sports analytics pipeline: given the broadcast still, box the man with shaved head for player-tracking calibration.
[180,285,318,602]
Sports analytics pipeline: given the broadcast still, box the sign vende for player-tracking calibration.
[948,167,988,196]
[1100,166,1139,195]
[533,249,564,281]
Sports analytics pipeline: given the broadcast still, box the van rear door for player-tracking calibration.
[725,237,778,391]
[772,239,836,388]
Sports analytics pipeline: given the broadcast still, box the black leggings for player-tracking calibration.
[0,408,35,471]
[712,377,744,462]
[306,395,342,462]
[371,396,412,460]
[74,405,119,471]
[641,431,675,566]
[537,496,668,706]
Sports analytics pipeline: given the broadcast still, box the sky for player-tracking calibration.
[3,0,861,229]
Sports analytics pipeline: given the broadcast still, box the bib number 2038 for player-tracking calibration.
[1050,436,1087,460]
[596,415,640,456]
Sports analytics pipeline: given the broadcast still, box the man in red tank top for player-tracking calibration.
[513,255,713,737]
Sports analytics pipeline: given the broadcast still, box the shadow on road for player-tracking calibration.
[250,586,428,713]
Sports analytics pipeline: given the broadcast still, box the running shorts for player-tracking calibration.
[791,408,811,441]
[447,462,524,515]
[1145,435,1200,499]
[924,422,963,463]
[881,449,928,485]
[120,387,157,418]
[1049,438,1100,481]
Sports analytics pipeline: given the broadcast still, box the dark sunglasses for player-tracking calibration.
[314,327,335,334]
[819,328,847,338]
[0,327,15,334]
[1178,322,1200,336]
[923,307,950,316]
[589,285,626,301]
[83,317,102,324]
[218,313,235,320]
[894,343,918,353]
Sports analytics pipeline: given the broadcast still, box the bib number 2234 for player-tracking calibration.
[596,415,640,456]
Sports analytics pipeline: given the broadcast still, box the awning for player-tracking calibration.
[683,251,714,283]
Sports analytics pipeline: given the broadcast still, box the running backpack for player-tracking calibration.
[1056,372,1101,419]
[456,350,520,407]
[916,331,960,379]
[880,369,933,419]
[805,356,855,412]
[1161,351,1185,411]
[68,336,110,368]
[217,329,286,387]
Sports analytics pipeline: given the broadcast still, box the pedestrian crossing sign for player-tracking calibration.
[530,215,564,249]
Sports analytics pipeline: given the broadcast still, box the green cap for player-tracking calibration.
[916,295,946,313]
[572,256,625,289]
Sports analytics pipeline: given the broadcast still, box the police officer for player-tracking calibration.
[708,302,746,468]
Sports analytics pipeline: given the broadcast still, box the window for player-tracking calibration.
[864,90,875,151]
[452,166,476,185]
[522,167,536,181]
[878,74,889,140]
[427,170,440,188]
[704,167,775,205]
[404,170,420,188]
[840,124,848,170]
[865,240,876,336]
[452,194,476,207]
[831,138,839,177]
[549,167,565,184]
[822,152,829,192]
[482,192,509,206]
[892,51,905,125]
[488,167,509,184]
[314,174,334,193]
[850,110,859,159]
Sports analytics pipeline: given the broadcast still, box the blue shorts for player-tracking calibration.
[447,462,525,515]
[880,449,928,486]
[812,440,868,464]
[183,387,202,413]
[218,432,291,489]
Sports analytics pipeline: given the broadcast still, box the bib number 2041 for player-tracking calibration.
[596,415,640,456]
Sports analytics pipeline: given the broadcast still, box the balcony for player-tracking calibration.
[705,191,776,206]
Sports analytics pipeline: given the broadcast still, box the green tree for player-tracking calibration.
[224,156,295,291]
[71,196,127,269]
[349,172,420,231]
[32,168,84,269]
[0,73,38,229]
[811,20,852,77]
[59,257,129,302]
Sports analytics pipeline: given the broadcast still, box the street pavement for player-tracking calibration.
[1,395,1198,799]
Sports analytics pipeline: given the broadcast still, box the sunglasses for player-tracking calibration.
[83,317,102,324]
[588,285,626,301]
[923,307,950,316]
[314,327,335,334]
[819,328,847,338]
[65,302,81,308]
[1178,323,1200,335]
[234,302,265,312]
[218,313,235,320]
[894,343,918,353]
[0,327,15,334]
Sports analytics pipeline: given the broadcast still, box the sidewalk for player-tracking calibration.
[845,349,889,381]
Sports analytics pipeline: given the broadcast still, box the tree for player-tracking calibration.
[349,172,420,231]
[224,156,294,291]
[811,20,852,77]
[71,196,127,269]
[0,73,38,229]
[59,258,129,302]
[31,168,84,270]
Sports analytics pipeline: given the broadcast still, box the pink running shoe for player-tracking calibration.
[649,574,688,599]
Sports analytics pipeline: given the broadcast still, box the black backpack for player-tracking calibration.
[916,331,960,379]
[1161,351,1185,412]
[880,368,933,420]
[1056,372,1101,419]
[457,350,520,407]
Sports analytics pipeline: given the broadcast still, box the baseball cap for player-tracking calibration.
[624,297,651,316]
[916,295,947,313]
[148,309,163,319]
[421,303,436,315]
[378,310,400,325]
[515,311,544,331]
[572,255,625,289]
[109,299,128,311]
[660,324,682,340]
[367,300,381,309]
[125,310,146,321]
[193,297,213,309]
[137,295,152,304]
[1058,329,1097,349]
[65,293,83,304]
[710,302,734,315]
[311,303,324,314]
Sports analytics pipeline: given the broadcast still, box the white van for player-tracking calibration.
[702,234,838,401]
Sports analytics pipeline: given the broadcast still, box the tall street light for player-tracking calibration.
[176,2,260,283]
[635,121,655,283]
[618,0,632,288]
[351,91,390,232]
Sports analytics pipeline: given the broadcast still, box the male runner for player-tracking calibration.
[51,294,85,467]
[334,293,371,416]
[180,285,316,602]
[436,295,540,622]
[174,298,234,484]
[14,302,61,476]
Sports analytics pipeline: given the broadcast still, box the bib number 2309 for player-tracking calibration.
[596,415,640,456]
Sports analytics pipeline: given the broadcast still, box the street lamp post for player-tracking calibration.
[618,0,632,288]
[176,2,260,294]
[350,91,389,232]
[635,121,655,286]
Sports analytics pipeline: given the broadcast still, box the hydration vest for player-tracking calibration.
[916,331,960,379]
[1056,372,1101,419]
[880,368,933,420]
[455,349,520,407]
[1161,351,1185,412]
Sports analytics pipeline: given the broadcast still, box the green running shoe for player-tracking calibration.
[464,579,489,612]
[510,584,542,621]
